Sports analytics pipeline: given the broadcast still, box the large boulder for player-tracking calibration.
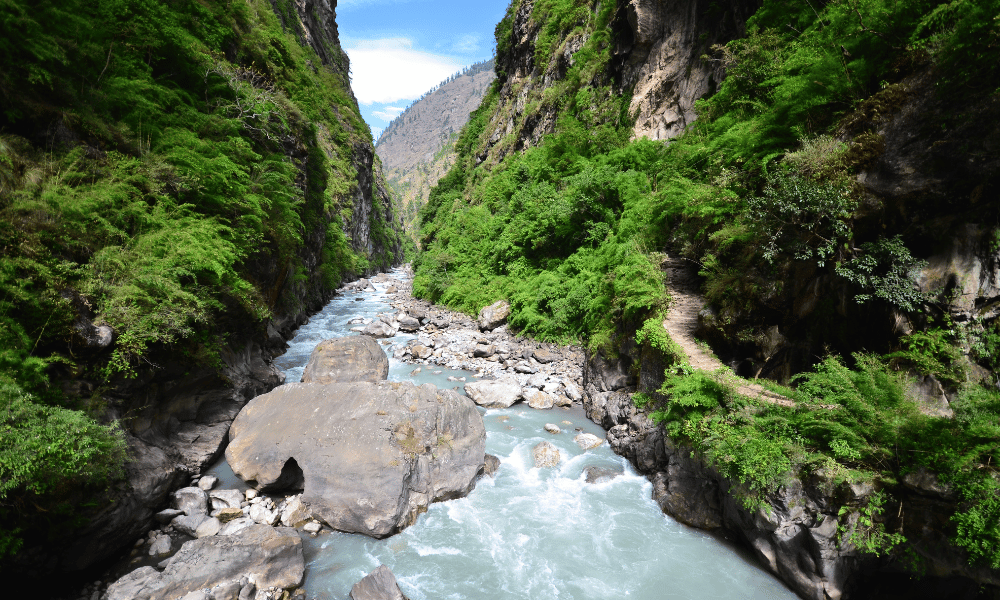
[350,565,409,600]
[477,300,510,331]
[226,381,486,538]
[104,525,303,600]
[464,380,522,409]
[301,336,389,384]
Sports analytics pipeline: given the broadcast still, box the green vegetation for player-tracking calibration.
[0,0,399,558]
[415,0,1000,569]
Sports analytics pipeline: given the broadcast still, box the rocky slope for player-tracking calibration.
[5,0,404,584]
[376,60,495,222]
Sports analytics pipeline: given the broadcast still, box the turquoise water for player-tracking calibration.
[210,269,799,600]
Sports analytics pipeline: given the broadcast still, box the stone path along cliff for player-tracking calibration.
[661,253,799,408]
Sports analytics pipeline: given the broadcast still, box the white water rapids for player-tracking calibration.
[207,268,800,600]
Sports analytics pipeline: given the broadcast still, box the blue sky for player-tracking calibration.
[337,0,510,139]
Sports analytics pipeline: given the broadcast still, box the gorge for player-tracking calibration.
[2,0,999,598]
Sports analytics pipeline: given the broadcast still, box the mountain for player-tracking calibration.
[375,60,495,224]
[0,0,403,580]
[414,0,1000,596]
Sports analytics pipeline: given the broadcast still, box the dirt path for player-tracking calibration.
[661,253,797,408]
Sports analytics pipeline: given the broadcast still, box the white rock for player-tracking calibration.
[197,476,218,491]
[532,441,561,468]
[525,389,554,410]
[574,432,604,450]
[195,517,222,538]
[544,423,561,434]
[302,522,322,534]
[280,496,311,528]
[148,534,172,556]
[248,504,279,526]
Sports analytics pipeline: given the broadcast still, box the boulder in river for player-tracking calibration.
[105,525,303,600]
[301,336,389,383]
[478,300,510,331]
[533,441,561,468]
[350,564,409,600]
[464,380,522,408]
[574,432,604,450]
[397,314,420,332]
[525,389,555,410]
[226,381,486,538]
[362,321,397,338]
[583,466,622,484]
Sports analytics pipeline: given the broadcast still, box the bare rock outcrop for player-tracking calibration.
[226,381,486,538]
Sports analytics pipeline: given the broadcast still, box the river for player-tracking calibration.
[207,267,800,600]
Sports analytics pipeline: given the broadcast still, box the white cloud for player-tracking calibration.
[372,109,402,121]
[452,34,480,54]
[346,38,464,105]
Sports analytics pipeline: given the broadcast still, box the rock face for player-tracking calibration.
[478,300,511,331]
[301,336,389,383]
[350,565,409,600]
[104,525,304,600]
[226,381,486,538]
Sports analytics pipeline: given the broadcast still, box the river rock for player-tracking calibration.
[483,454,501,478]
[464,380,522,408]
[249,504,280,526]
[172,513,208,537]
[362,321,396,338]
[544,423,561,434]
[526,389,555,410]
[532,441,560,468]
[218,517,253,537]
[216,508,244,523]
[350,565,409,600]
[172,487,208,516]
[209,489,244,511]
[411,344,433,359]
[563,382,582,402]
[195,517,222,538]
[281,496,312,527]
[473,344,496,358]
[584,466,622,484]
[148,534,172,556]
[154,508,183,524]
[197,476,218,491]
[397,315,420,332]
[226,381,486,538]
[532,348,558,364]
[478,300,510,331]
[105,525,304,600]
[301,336,389,383]
[574,432,604,450]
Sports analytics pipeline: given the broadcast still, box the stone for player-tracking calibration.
[154,509,183,524]
[574,432,604,450]
[532,441,560,468]
[244,490,258,501]
[478,300,510,331]
[195,517,222,538]
[464,380,522,408]
[350,565,409,600]
[301,336,389,384]
[105,525,303,600]
[553,394,573,408]
[249,504,280,526]
[532,348,558,364]
[280,496,312,528]
[218,518,254,537]
[302,522,322,534]
[209,580,242,600]
[525,389,554,410]
[197,476,218,491]
[473,344,496,358]
[172,514,209,537]
[902,466,953,499]
[148,535,172,557]
[411,345,433,359]
[209,489,244,511]
[482,454,501,478]
[362,321,397,338]
[544,423,561,434]
[583,466,622,484]
[386,286,398,294]
[172,487,209,516]
[563,382,582,402]
[397,315,420,332]
[514,362,537,374]
[226,381,486,538]
[216,508,244,523]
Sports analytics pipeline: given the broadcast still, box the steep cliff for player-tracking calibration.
[413,0,1000,597]
[0,0,402,582]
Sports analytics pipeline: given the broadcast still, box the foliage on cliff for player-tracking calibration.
[0,0,400,557]
[416,0,1000,569]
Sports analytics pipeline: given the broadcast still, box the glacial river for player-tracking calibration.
[208,268,799,600]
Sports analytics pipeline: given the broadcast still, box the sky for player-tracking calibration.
[337,0,510,140]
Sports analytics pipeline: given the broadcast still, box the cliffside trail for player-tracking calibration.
[662,254,796,408]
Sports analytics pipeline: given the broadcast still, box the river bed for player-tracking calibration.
[207,267,799,600]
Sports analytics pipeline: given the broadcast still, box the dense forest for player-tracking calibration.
[415,0,1000,571]
[0,0,401,562]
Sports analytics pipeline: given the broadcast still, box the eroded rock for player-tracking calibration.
[226,381,486,538]
[464,380,522,408]
[350,564,409,600]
